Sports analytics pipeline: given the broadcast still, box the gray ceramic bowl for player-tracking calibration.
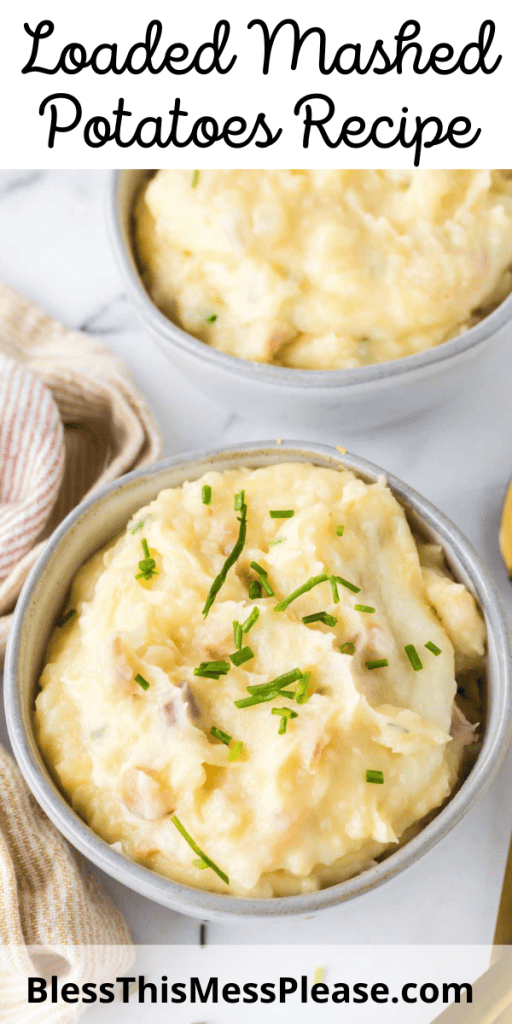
[5,442,512,921]
[108,170,512,430]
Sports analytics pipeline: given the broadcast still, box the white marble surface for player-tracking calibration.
[1,169,512,947]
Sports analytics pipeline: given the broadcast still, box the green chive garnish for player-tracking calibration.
[302,612,337,627]
[202,485,212,505]
[354,604,375,613]
[330,576,340,604]
[248,580,262,599]
[274,573,329,613]
[425,641,442,656]
[230,646,254,667]
[269,510,294,519]
[211,726,232,745]
[246,668,303,695]
[171,815,229,885]
[235,690,281,708]
[193,858,208,869]
[333,576,361,594]
[340,641,355,655]
[228,740,244,762]
[192,170,200,187]
[55,608,76,627]
[135,538,158,581]
[250,561,268,577]
[366,659,389,670]
[405,644,423,671]
[296,671,311,705]
[131,521,144,534]
[205,313,218,323]
[234,490,245,511]
[366,770,384,785]
[336,525,345,536]
[203,495,247,617]
[269,537,284,547]
[233,621,243,650]
[242,607,260,633]
[194,660,230,679]
[259,575,274,596]
[272,707,299,734]
[135,673,150,691]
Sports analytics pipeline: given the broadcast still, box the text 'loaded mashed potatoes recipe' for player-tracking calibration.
[36,464,485,897]
[135,169,512,370]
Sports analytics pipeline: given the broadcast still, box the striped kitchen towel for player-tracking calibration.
[0,281,162,664]
[0,746,133,1023]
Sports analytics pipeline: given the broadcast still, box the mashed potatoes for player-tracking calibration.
[36,464,485,897]
[135,169,512,369]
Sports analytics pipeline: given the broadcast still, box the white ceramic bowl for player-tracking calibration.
[4,442,512,921]
[108,170,512,430]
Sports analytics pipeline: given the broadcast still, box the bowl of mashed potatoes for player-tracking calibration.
[109,170,512,429]
[5,443,511,919]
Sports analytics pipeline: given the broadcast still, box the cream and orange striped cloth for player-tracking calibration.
[0,282,163,1020]
[0,281,162,662]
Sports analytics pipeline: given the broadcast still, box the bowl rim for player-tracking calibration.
[5,440,512,920]
[108,169,512,392]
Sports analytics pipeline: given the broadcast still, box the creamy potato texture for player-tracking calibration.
[135,169,512,369]
[36,464,485,897]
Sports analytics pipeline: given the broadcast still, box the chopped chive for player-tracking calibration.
[250,561,268,577]
[234,489,245,511]
[235,690,281,708]
[171,815,229,886]
[330,576,340,604]
[248,580,262,600]
[354,604,375,613]
[205,313,218,323]
[276,689,298,699]
[228,740,245,762]
[131,521,144,534]
[229,646,254,667]
[405,644,423,671]
[196,660,230,674]
[135,537,158,581]
[366,770,384,785]
[202,484,212,505]
[193,858,208,869]
[55,608,76,627]
[425,640,442,656]
[233,620,243,650]
[211,726,232,745]
[340,641,355,655]
[269,537,284,547]
[246,668,303,695]
[242,607,260,633]
[296,671,311,705]
[366,659,389,670]
[336,525,345,536]
[274,573,329,613]
[203,497,247,617]
[194,661,230,679]
[333,575,361,594]
[192,170,200,187]
[271,707,299,734]
[269,510,294,519]
[259,574,274,596]
[135,673,150,691]
[302,611,337,627]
